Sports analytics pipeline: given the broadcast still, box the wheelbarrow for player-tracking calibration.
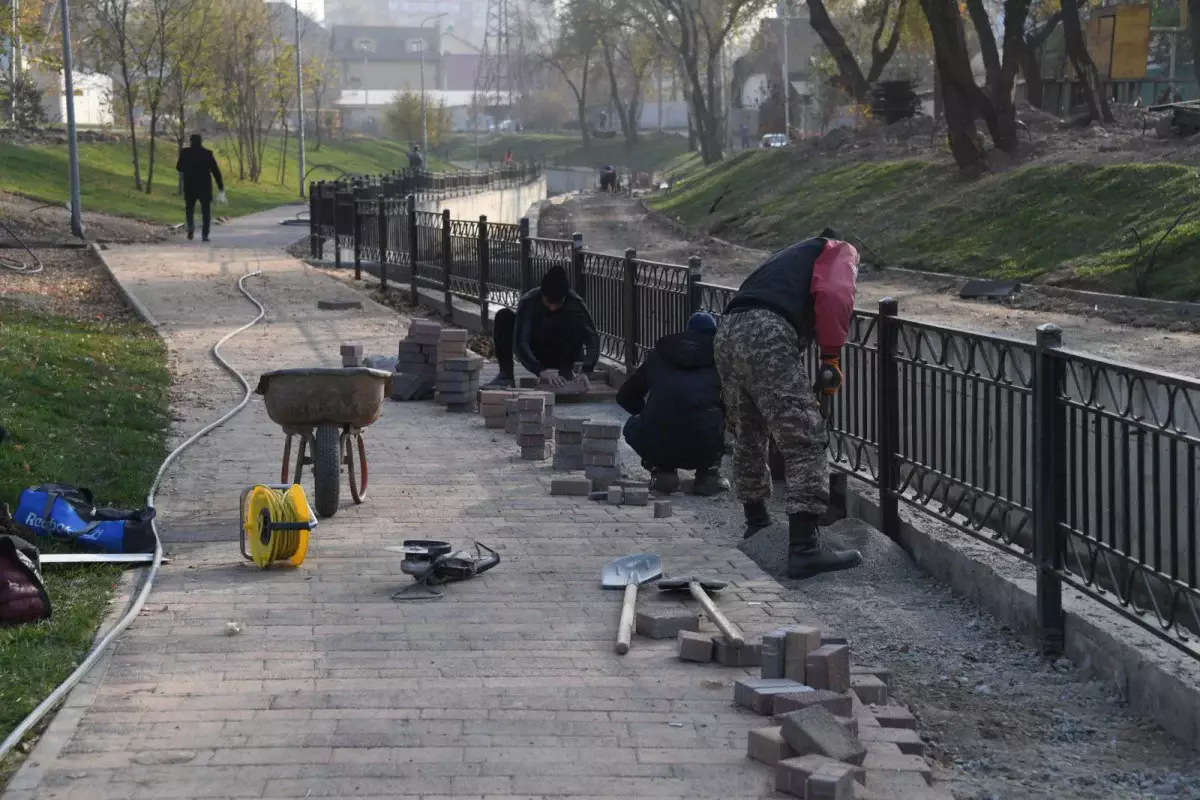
[255,367,392,519]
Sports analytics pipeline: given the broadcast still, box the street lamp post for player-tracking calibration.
[294,0,305,199]
[58,0,83,238]
[419,13,446,159]
[777,2,790,139]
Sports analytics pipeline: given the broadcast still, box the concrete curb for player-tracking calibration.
[841,477,1200,753]
[89,243,160,328]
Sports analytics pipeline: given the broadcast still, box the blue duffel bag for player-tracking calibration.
[13,484,155,554]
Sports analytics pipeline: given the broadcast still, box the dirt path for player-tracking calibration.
[538,192,1200,379]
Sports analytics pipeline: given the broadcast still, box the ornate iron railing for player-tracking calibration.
[316,190,1200,662]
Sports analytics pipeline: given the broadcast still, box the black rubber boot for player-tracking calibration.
[649,468,680,494]
[484,373,515,389]
[786,513,862,579]
[691,468,729,496]
[743,501,772,539]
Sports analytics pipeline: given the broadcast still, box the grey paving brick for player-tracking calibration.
[734,678,810,715]
[779,705,867,765]
[677,630,714,662]
[851,674,889,706]
[635,608,700,639]
[806,644,851,693]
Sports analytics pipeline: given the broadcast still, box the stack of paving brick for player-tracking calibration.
[503,397,521,435]
[392,322,440,401]
[581,422,621,488]
[479,390,516,428]
[435,329,482,412]
[551,417,587,470]
[516,394,553,460]
[726,625,945,799]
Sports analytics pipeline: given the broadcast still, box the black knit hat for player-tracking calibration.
[540,266,569,302]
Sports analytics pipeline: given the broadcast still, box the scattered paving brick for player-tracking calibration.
[550,478,592,497]
[623,486,649,506]
[734,678,811,715]
[772,689,854,718]
[606,486,624,505]
[677,629,715,662]
[340,344,363,366]
[780,705,867,765]
[860,726,925,756]
[784,625,823,683]
[761,629,787,679]
[714,636,762,667]
[654,500,673,518]
[851,674,889,706]
[806,643,851,692]
[868,705,918,731]
[635,607,700,639]
[747,726,795,766]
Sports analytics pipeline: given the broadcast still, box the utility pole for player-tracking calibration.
[10,0,18,125]
[420,13,447,159]
[294,0,305,199]
[778,2,790,139]
[59,0,83,238]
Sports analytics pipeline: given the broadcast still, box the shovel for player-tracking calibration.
[658,577,744,647]
[602,554,663,654]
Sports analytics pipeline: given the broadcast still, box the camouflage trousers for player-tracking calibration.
[713,308,829,516]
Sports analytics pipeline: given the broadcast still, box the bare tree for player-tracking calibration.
[82,0,144,189]
[1060,0,1113,123]
[1020,7,1062,110]
[806,0,909,104]
[634,0,769,164]
[527,0,597,147]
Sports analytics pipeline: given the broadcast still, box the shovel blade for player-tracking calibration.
[602,553,663,588]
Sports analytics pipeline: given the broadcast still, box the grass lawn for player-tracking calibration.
[446,131,690,173]
[0,309,168,782]
[650,148,1200,300]
[0,135,444,225]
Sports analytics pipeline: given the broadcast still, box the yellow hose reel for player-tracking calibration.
[238,484,317,568]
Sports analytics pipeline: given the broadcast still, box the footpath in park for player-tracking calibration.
[3,214,941,800]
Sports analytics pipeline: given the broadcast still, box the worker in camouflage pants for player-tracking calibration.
[713,230,863,580]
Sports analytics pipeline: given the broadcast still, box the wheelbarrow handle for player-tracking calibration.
[616,583,637,655]
[690,581,744,647]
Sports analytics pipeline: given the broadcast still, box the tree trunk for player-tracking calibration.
[1022,47,1045,109]
[1190,0,1200,96]
[920,0,986,170]
[146,112,158,193]
[122,83,143,191]
[1060,0,1114,123]
[807,0,870,103]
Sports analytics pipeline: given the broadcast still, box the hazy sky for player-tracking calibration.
[298,0,324,21]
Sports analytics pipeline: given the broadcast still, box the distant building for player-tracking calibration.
[326,0,489,47]
[34,71,114,127]
[332,24,444,92]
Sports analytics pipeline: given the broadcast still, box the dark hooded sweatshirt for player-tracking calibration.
[512,287,600,376]
[617,331,724,469]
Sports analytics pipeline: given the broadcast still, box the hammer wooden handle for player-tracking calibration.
[690,581,744,647]
[616,583,637,654]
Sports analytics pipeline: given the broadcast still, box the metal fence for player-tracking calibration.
[310,192,1200,663]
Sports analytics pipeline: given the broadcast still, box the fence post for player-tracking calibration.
[315,182,326,260]
[332,190,344,270]
[442,208,453,314]
[876,298,901,541]
[1033,323,1066,657]
[478,215,490,333]
[624,248,639,372]
[519,217,533,291]
[309,182,319,257]
[687,255,703,314]
[353,193,362,281]
[572,232,585,298]
[377,198,389,292]
[407,195,418,301]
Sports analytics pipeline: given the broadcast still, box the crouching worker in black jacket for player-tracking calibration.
[486,266,601,389]
[618,312,730,495]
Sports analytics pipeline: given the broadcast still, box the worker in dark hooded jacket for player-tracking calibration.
[618,312,730,496]
[486,266,600,388]
[175,133,224,242]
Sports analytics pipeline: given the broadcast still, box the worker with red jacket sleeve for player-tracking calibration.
[712,229,862,579]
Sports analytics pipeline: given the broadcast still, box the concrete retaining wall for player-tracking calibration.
[546,167,597,196]
[413,177,547,225]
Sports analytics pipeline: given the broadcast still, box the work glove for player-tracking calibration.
[216,190,228,205]
[816,357,843,396]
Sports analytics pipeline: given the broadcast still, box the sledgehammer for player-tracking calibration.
[657,577,744,647]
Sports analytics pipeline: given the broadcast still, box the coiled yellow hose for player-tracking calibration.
[243,484,312,568]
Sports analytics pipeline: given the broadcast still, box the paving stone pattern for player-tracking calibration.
[1,244,861,800]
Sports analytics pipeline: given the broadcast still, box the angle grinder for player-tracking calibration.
[391,539,500,601]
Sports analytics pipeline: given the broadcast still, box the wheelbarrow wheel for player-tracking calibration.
[312,423,342,518]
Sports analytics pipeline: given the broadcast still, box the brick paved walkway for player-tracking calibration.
[4,241,822,800]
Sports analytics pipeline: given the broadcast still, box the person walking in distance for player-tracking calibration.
[484,266,600,389]
[713,229,862,579]
[176,134,225,242]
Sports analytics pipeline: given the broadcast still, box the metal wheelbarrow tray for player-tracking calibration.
[256,367,392,519]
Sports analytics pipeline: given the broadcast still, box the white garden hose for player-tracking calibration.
[0,270,267,760]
